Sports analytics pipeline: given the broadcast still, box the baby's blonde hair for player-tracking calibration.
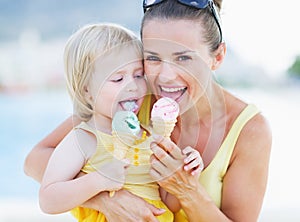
[64,23,143,121]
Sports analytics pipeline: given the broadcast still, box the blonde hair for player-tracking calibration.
[64,23,143,121]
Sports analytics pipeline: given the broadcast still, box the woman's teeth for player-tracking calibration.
[161,86,186,93]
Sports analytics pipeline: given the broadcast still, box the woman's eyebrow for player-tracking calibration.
[173,50,195,56]
[143,50,158,55]
[144,50,195,55]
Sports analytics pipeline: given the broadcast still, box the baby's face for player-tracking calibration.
[87,46,147,120]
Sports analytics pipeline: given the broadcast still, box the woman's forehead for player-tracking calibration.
[142,19,206,52]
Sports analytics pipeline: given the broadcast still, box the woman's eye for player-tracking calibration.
[177,55,192,61]
[145,55,161,62]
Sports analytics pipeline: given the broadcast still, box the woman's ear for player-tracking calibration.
[212,42,226,70]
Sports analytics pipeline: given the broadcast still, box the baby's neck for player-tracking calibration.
[86,116,112,135]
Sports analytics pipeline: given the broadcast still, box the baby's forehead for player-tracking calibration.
[93,48,143,75]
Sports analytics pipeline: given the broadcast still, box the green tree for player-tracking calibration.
[288,56,300,78]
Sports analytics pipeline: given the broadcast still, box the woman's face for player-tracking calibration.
[142,19,215,111]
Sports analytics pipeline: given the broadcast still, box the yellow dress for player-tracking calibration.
[174,104,260,222]
[70,117,173,222]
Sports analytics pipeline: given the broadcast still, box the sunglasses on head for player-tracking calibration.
[143,0,223,43]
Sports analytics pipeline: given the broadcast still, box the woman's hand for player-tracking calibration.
[90,189,165,222]
[149,136,202,198]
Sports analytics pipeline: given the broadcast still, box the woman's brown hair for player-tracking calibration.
[141,0,223,53]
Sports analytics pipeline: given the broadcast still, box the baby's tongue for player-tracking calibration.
[123,101,138,112]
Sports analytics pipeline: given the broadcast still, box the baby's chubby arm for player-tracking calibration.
[24,115,80,182]
[39,129,128,214]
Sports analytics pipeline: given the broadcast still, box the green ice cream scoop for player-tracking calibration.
[112,111,141,136]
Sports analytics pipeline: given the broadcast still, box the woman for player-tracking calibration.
[24,0,272,221]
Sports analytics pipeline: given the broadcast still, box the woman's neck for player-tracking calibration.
[174,82,228,163]
[180,82,225,126]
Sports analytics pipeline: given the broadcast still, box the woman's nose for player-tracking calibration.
[158,61,177,83]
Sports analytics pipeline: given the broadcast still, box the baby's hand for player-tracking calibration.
[97,159,130,192]
[182,147,204,176]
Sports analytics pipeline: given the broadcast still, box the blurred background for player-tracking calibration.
[0,0,299,221]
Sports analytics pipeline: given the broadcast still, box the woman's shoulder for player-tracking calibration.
[231,112,271,165]
[226,89,271,136]
[239,111,272,149]
[225,90,272,158]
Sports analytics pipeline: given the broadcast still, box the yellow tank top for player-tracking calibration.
[177,104,259,221]
[138,96,260,221]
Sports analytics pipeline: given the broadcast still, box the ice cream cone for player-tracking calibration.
[112,131,136,160]
[151,97,179,138]
[112,110,141,159]
[151,117,177,138]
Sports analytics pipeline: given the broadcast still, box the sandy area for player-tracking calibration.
[1,198,300,222]
[0,199,75,222]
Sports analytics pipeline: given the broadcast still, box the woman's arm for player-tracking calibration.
[150,114,272,222]
[86,189,165,222]
[160,188,181,213]
[220,114,272,221]
[23,115,80,182]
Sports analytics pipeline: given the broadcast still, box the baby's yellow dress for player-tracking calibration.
[70,117,173,221]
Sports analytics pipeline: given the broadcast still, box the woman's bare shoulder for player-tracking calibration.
[233,111,272,162]
[224,90,272,157]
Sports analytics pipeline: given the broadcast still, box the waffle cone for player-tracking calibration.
[151,118,177,137]
[112,131,136,159]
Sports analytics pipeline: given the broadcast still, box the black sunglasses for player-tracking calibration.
[143,0,223,43]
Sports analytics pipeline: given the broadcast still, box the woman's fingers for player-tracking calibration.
[149,167,162,181]
[151,142,183,173]
[151,158,167,175]
[152,135,184,160]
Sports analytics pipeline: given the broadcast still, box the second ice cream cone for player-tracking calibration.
[151,118,177,138]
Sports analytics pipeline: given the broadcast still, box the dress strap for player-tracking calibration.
[74,122,96,134]
[221,104,260,174]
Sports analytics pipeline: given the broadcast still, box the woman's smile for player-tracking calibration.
[159,85,187,102]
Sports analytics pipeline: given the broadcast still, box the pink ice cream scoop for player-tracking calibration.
[151,97,179,121]
[151,97,179,137]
